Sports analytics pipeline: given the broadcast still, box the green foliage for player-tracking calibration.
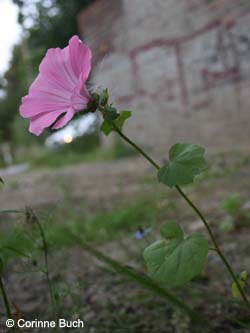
[0,45,29,142]
[231,271,248,298]
[51,198,157,244]
[25,139,136,169]
[101,111,132,136]
[219,217,234,233]
[115,111,132,129]
[99,89,109,107]
[99,89,132,136]
[0,195,157,255]
[100,120,114,136]
[244,212,250,220]
[12,115,37,146]
[103,106,119,123]
[74,240,201,321]
[219,194,250,233]
[13,0,94,49]
[158,143,208,187]
[143,222,208,287]
[0,224,34,266]
[160,221,183,239]
[220,194,244,217]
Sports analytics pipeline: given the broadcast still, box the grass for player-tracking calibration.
[2,149,250,259]
[45,195,159,246]
[0,194,204,324]
[2,149,250,262]
[0,194,159,266]
[30,140,137,169]
[0,135,137,169]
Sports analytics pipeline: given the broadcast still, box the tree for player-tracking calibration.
[0,45,28,142]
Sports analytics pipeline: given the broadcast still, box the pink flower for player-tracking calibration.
[20,36,92,135]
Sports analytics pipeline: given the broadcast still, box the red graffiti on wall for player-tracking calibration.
[113,10,250,112]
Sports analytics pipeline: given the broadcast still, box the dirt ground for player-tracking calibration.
[0,152,250,332]
[0,157,150,211]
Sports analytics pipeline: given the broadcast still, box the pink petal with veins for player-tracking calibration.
[20,36,92,136]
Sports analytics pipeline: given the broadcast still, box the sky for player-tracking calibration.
[0,0,22,75]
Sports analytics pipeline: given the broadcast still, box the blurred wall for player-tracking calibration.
[78,0,250,153]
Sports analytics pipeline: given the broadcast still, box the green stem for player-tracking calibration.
[0,276,15,332]
[175,185,250,309]
[35,220,58,323]
[113,126,250,309]
[113,126,160,170]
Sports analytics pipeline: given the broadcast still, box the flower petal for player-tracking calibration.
[71,79,90,111]
[52,108,75,129]
[29,73,72,101]
[19,36,92,136]
[20,94,70,118]
[69,35,92,82]
[39,47,78,91]
[20,75,72,118]
[29,110,67,136]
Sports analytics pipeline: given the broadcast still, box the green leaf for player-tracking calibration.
[158,143,208,187]
[219,217,234,233]
[0,227,34,265]
[232,271,248,298]
[100,120,113,136]
[100,110,132,136]
[143,222,208,287]
[0,177,4,184]
[115,111,132,130]
[220,194,243,216]
[103,106,119,123]
[160,221,184,240]
[70,235,203,322]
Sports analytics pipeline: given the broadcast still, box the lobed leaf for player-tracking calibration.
[115,110,132,130]
[100,110,132,136]
[143,222,208,288]
[158,143,208,187]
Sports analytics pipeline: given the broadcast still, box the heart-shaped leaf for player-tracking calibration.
[158,143,208,187]
[160,221,183,240]
[143,222,208,287]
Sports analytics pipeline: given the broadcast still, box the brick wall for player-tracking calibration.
[78,0,250,154]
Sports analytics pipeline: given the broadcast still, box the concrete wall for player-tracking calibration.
[78,0,250,154]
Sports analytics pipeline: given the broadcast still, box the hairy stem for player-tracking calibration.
[113,125,250,309]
